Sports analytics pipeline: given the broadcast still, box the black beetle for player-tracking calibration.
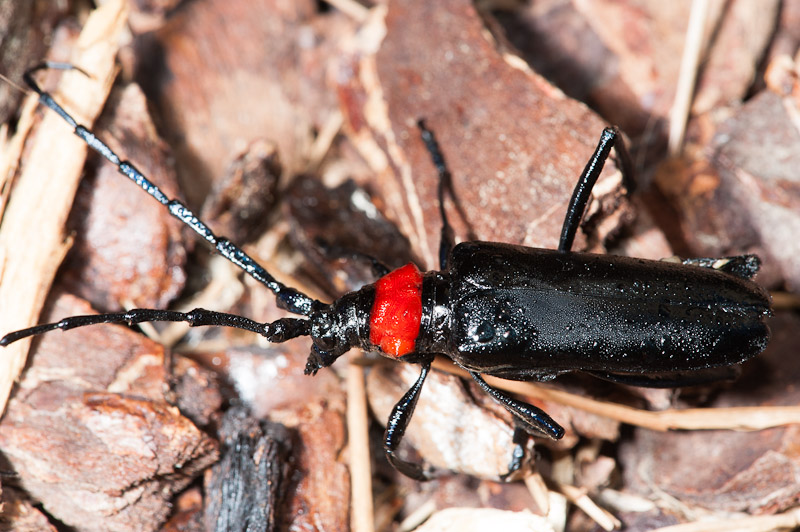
[2,63,772,480]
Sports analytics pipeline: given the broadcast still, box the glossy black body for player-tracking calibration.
[417,242,771,380]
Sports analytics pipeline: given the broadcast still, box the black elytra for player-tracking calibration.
[2,63,772,481]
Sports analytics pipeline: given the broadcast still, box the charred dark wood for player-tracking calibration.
[205,407,293,532]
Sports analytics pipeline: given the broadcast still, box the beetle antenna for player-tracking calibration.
[23,63,322,317]
[0,308,311,347]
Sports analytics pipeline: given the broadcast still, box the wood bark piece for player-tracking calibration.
[338,0,631,270]
[656,86,800,291]
[0,0,128,416]
[0,294,219,532]
[204,407,292,532]
[578,0,776,134]
[0,486,58,532]
[620,313,800,515]
[226,345,351,531]
[135,0,348,205]
[495,0,777,151]
[282,399,351,532]
[170,354,224,429]
[201,139,281,244]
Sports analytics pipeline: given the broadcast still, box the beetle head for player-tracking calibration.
[304,290,371,375]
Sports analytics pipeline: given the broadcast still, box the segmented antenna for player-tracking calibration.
[24,62,321,317]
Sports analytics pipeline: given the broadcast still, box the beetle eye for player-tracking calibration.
[313,334,336,352]
[312,318,337,352]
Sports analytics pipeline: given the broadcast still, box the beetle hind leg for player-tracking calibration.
[500,425,531,481]
[682,255,761,280]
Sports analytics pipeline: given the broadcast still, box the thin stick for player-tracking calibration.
[0,0,129,415]
[324,0,370,22]
[523,470,550,515]
[651,506,800,532]
[433,359,800,433]
[347,355,375,532]
[668,0,711,155]
[554,481,621,531]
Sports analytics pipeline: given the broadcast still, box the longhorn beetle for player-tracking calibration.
[2,63,772,480]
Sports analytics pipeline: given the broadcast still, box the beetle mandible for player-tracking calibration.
[2,63,772,480]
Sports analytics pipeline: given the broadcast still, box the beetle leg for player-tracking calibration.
[418,120,456,270]
[587,365,742,388]
[313,237,391,277]
[499,425,531,481]
[558,126,633,252]
[682,255,761,280]
[384,357,436,480]
[469,372,565,440]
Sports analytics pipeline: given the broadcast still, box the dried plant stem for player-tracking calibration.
[0,0,129,416]
[433,359,800,433]
[323,0,370,22]
[554,481,621,531]
[668,0,711,155]
[651,506,800,532]
[347,356,375,532]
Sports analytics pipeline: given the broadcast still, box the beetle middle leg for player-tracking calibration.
[469,373,564,440]
[558,126,634,253]
[469,372,565,477]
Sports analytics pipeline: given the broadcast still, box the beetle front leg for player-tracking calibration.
[384,357,436,480]
[313,238,391,278]
[418,120,456,270]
